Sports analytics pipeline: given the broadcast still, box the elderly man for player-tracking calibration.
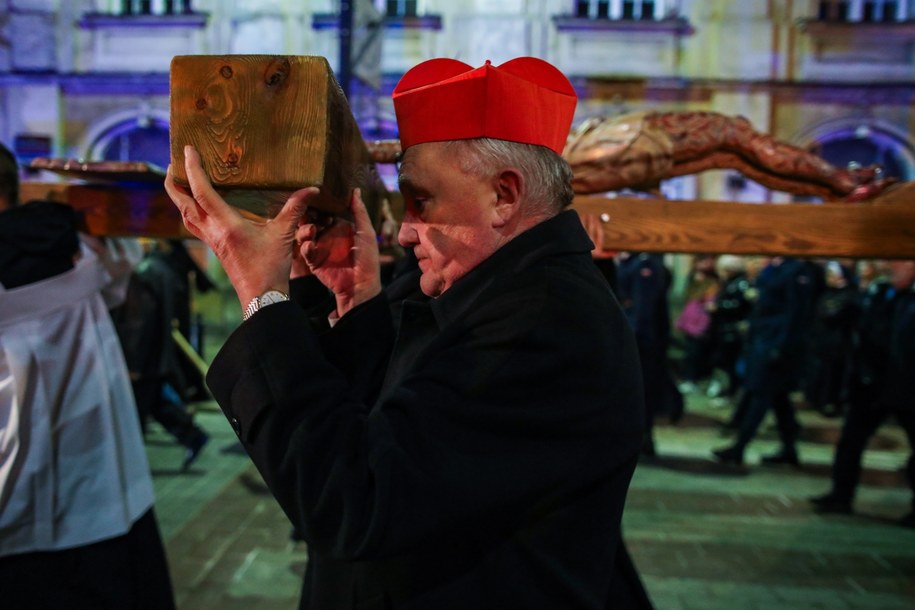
[166,57,649,609]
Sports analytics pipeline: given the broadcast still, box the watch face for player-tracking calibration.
[245,290,289,321]
[261,290,288,306]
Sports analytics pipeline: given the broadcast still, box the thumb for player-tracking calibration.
[276,186,320,228]
[350,188,376,235]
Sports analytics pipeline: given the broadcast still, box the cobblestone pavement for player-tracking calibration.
[147,391,915,610]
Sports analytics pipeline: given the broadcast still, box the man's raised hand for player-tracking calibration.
[164,145,319,310]
[296,188,382,318]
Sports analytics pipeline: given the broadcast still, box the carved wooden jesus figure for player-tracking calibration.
[368,110,893,201]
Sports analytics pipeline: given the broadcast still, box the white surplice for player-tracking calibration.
[0,243,154,556]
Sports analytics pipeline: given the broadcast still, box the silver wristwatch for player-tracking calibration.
[242,289,290,321]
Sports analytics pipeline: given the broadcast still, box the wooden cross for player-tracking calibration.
[18,54,915,259]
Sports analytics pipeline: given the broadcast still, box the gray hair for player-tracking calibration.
[442,138,574,217]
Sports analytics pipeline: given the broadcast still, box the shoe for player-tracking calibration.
[182,432,209,471]
[899,512,915,528]
[760,449,800,467]
[809,493,852,514]
[712,445,744,466]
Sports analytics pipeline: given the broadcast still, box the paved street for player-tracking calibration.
[148,391,915,609]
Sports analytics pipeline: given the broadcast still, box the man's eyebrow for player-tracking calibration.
[398,174,420,193]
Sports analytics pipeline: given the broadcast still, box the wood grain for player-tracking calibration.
[169,55,386,224]
[573,195,915,259]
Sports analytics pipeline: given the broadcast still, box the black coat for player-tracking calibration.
[0,201,79,288]
[850,280,896,390]
[207,211,647,609]
[710,272,752,344]
[880,289,915,411]
[615,253,677,419]
[744,258,823,392]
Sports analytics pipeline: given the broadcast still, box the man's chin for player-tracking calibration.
[419,274,445,298]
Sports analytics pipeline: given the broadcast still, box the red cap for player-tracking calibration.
[392,57,577,155]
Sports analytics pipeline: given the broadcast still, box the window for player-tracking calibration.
[79,1,205,29]
[572,0,680,21]
[90,117,171,169]
[813,125,914,182]
[815,0,909,22]
[382,0,418,18]
[117,0,194,15]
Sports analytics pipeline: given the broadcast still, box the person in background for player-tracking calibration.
[617,251,682,455]
[811,260,915,528]
[165,56,653,609]
[0,142,175,609]
[706,255,753,401]
[854,259,883,292]
[580,211,620,295]
[110,240,210,471]
[713,257,823,467]
[675,254,718,394]
[803,260,858,417]
[156,238,215,400]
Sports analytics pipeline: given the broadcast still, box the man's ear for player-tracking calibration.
[492,169,522,228]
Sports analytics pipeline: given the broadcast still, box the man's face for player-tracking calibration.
[397,142,503,298]
[888,260,915,290]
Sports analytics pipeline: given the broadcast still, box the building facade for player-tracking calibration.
[1,0,913,202]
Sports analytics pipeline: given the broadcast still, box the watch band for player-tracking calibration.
[242,289,290,321]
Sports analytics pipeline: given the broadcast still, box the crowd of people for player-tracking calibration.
[626,250,915,528]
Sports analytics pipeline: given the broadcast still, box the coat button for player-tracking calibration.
[230,417,241,436]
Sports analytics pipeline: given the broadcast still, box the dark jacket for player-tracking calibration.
[110,253,185,384]
[850,280,896,391]
[711,271,752,343]
[616,253,670,350]
[207,211,646,609]
[0,201,79,288]
[879,289,915,412]
[808,285,858,357]
[744,258,823,392]
[615,253,678,420]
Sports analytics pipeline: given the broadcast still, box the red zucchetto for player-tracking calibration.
[392,57,577,155]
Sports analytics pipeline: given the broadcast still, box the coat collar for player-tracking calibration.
[425,209,592,328]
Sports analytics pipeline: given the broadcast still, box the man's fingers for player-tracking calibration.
[164,164,192,204]
[165,164,206,233]
[183,218,205,241]
[183,145,237,223]
[276,186,320,229]
[301,240,328,267]
[296,223,317,243]
[349,188,376,237]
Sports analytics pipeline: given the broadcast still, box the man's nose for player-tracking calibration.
[398,216,417,247]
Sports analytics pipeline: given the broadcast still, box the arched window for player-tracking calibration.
[94,119,170,168]
[807,121,915,183]
[83,108,171,168]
